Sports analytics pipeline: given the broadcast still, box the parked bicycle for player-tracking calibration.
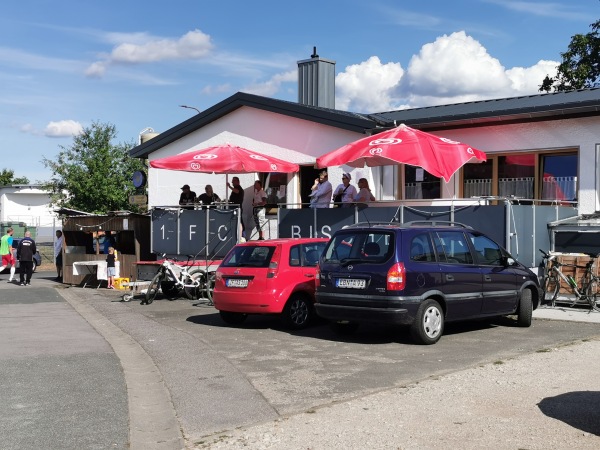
[143,254,215,305]
[539,249,600,312]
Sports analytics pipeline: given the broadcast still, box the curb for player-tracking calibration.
[58,288,185,450]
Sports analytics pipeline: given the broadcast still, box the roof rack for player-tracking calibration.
[404,220,473,229]
[343,221,402,229]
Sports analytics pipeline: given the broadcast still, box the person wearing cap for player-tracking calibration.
[332,172,357,207]
[179,184,197,209]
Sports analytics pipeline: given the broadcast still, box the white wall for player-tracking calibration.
[0,186,59,241]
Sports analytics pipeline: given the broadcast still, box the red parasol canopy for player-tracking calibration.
[316,124,486,182]
[150,144,300,174]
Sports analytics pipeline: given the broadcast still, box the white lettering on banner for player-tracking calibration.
[291,225,301,238]
[189,225,196,240]
[321,226,331,239]
[218,225,228,241]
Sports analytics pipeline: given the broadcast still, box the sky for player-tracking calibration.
[1,0,598,182]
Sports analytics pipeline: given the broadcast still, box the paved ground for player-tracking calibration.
[2,271,600,449]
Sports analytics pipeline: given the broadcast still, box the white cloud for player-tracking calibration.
[44,120,83,138]
[86,29,213,77]
[241,70,296,97]
[333,31,560,112]
[335,57,405,112]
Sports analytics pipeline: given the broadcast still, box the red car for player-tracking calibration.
[213,238,329,329]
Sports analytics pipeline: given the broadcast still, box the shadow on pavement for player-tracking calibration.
[538,391,600,436]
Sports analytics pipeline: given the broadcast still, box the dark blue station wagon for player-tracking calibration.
[314,222,541,344]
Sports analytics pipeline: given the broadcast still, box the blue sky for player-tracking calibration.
[1,0,598,182]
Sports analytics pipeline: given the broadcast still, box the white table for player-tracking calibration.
[72,261,108,288]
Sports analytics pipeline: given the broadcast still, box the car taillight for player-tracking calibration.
[267,245,281,278]
[315,265,321,288]
[387,262,405,291]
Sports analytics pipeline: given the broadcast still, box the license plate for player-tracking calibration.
[336,278,366,289]
[226,278,249,288]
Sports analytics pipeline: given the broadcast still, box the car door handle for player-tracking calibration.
[305,274,314,278]
[446,274,454,281]
[484,275,492,282]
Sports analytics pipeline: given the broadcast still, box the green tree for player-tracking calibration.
[540,19,600,92]
[43,121,147,214]
[0,169,29,185]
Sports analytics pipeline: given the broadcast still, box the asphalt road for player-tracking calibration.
[2,271,600,449]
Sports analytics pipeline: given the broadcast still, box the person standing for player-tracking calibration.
[332,173,357,207]
[17,231,36,286]
[179,184,197,209]
[354,178,376,203]
[0,227,16,283]
[106,246,117,289]
[252,180,267,240]
[228,177,245,238]
[309,170,333,208]
[54,230,63,281]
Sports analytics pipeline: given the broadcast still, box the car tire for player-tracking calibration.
[329,321,359,335]
[410,299,444,345]
[517,288,533,327]
[219,311,248,325]
[281,294,313,330]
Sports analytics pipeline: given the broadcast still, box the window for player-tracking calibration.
[410,234,435,262]
[302,242,327,266]
[323,232,392,263]
[469,234,503,266]
[434,231,473,264]
[405,166,440,199]
[463,159,493,197]
[541,154,577,201]
[262,172,289,210]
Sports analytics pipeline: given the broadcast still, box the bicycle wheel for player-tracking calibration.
[145,272,162,304]
[183,269,204,300]
[541,274,559,306]
[584,277,600,312]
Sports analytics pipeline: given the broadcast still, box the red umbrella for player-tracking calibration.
[316,124,486,182]
[150,144,300,174]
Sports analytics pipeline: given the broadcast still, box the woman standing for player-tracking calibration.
[354,178,376,203]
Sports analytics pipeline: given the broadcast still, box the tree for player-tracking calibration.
[540,19,600,92]
[0,169,29,185]
[43,121,147,214]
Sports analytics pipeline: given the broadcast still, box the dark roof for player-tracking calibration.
[369,88,600,130]
[130,88,600,158]
[130,92,376,159]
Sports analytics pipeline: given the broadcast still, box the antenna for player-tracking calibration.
[311,46,319,58]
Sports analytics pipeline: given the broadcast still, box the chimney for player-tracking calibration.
[297,47,335,109]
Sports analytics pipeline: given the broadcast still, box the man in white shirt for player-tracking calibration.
[252,180,268,240]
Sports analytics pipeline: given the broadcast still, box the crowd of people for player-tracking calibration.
[176,171,374,239]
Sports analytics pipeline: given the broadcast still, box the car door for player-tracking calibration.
[433,231,483,320]
[299,241,327,287]
[468,232,519,314]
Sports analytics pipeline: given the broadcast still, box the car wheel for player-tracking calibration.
[517,288,533,327]
[281,294,313,330]
[219,311,248,325]
[329,321,359,335]
[410,299,444,345]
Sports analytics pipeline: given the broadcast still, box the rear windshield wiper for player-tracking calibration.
[340,258,366,267]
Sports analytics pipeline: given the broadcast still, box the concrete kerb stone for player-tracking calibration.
[58,288,185,450]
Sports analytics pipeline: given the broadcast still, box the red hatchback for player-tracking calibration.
[213,238,329,329]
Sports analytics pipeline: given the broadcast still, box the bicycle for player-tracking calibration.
[143,254,215,305]
[539,249,600,312]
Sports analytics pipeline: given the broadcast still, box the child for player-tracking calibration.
[106,246,117,289]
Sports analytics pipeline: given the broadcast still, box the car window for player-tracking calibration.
[289,245,301,266]
[221,245,275,268]
[410,233,435,262]
[323,232,392,263]
[302,242,327,267]
[469,233,503,265]
[434,231,473,264]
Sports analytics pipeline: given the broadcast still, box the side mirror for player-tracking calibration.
[501,256,515,266]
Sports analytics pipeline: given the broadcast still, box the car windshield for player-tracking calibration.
[323,232,393,264]
[221,245,276,268]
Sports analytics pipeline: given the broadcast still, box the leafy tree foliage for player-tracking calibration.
[0,169,29,185]
[43,121,147,214]
[540,20,600,92]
